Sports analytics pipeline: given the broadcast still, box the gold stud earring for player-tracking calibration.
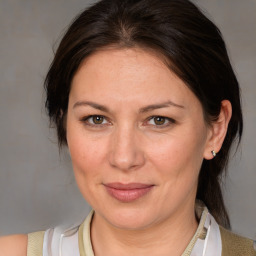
[211,150,216,157]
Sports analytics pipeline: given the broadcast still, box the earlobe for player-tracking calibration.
[204,100,232,160]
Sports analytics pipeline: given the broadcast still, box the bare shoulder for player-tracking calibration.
[0,234,27,256]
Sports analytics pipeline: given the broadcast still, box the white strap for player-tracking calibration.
[203,214,222,256]
[43,225,80,256]
[190,213,222,256]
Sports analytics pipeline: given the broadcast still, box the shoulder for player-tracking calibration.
[0,234,27,256]
[219,226,256,256]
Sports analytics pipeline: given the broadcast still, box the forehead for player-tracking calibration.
[73,47,171,84]
[70,47,199,110]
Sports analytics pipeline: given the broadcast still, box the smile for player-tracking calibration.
[104,183,154,202]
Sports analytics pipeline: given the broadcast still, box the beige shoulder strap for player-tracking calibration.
[78,221,86,256]
[27,231,45,256]
[220,226,256,256]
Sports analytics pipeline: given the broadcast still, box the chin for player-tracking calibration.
[102,206,157,230]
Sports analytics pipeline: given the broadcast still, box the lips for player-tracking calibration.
[104,183,154,202]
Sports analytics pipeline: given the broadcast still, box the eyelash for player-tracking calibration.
[145,116,176,128]
[80,115,111,127]
[80,115,176,128]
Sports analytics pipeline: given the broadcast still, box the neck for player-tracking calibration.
[91,200,198,256]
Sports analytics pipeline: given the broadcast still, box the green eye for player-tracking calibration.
[92,116,104,124]
[153,116,166,125]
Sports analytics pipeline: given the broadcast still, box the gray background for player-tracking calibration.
[0,0,255,239]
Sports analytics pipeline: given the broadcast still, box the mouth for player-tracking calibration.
[103,182,154,202]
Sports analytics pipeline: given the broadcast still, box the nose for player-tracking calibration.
[108,126,145,171]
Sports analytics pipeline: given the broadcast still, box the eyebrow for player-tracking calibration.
[73,100,184,112]
[139,100,184,113]
[73,101,110,112]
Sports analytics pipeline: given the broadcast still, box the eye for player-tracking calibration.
[91,115,105,124]
[147,116,175,127]
[82,115,109,125]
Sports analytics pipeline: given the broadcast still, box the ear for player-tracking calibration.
[204,100,232,160]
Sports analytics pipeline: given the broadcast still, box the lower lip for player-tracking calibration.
[105,186,154,202]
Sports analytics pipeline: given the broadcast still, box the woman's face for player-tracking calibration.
[67,48,213,230]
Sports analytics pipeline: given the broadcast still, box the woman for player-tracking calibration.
[0,0,255,255]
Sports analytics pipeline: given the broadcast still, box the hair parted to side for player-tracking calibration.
[45,0,243,228]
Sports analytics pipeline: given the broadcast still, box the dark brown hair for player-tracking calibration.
[45,0,243,228]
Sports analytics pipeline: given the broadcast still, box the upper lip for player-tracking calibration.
[104,182,154,190]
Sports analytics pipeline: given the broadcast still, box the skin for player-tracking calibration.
[66,48,231,256]
[0,235,27,256]
[0,47,231,255]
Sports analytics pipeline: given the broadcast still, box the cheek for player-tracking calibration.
[69,139,106,175]
[67,127,110,206]
[145,132,207,209]
[66,123,108,185]
[146,127,207,182]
